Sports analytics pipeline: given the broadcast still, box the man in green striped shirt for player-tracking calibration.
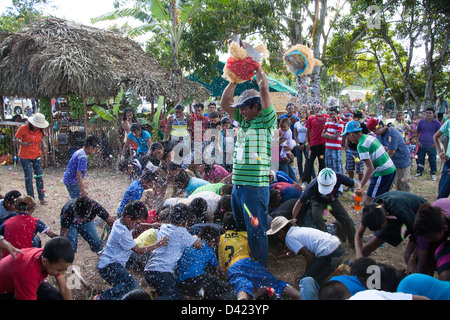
[342,121,396,205]
[220,66,277,268]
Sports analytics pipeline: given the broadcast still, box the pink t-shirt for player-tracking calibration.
[202,164,230,182]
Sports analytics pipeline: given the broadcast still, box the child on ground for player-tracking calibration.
[219,212,301,300]
[63,135,101,199]
[177,225,234,300]
[0,236,74,300]
[117,169,157,217]
[267,215,344,286]
[96,200,168,300]
[0,190,21,226]
[144,203,203,300]
[0,196,58,256]
[59,195,115,253]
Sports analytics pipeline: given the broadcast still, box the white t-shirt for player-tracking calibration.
[294,121,307,143]
[285,226,340,258]
[348,290,413,300]
[145,223,197,274]
[188,191,222,214]
[98,219,137,268]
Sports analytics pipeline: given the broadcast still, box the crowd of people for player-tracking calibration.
[0,68,449,301]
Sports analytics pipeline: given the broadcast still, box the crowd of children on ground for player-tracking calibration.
[0,84,449,301]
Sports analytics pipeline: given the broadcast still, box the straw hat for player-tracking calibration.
[28,113,49,128]
[266,216,296,235]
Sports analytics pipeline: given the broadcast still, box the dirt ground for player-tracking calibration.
[0,158,442,300]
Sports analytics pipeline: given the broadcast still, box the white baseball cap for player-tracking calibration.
[317,168,337,195]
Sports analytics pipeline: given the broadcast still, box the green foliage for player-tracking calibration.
[39,97,52,123]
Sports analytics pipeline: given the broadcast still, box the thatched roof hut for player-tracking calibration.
[0,17,210,103]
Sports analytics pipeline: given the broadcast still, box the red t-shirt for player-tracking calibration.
[15,124,45,159]
[305,114,328,146]
[323,117,345,150]
[0,247,48,300]
[1,214,48,257]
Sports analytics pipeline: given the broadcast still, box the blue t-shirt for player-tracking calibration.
[97,219,136,268]
[177,241,219,283]
[186,177,210,196]
[377,127,411,169]
[397,273,450,300]
[273,171,295,184]
[63,149,88,185]
[118,180,144,214]
[127,130,151,154]
[329,275,366,295]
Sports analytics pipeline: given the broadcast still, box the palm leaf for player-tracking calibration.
[92,105,116,122]
[91,8,153,24]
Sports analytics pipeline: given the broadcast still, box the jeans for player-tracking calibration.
[19,157,45,201]
[278,162,298,182]
[438,159,450,199]
[302,245,344,285]
[64,220,103,253]
[416,145,437,174]
[303,144,325,183]
[65,183,81,199]
[231,185,270,268]
[294,146,316,180]
[144,270,184,300]
[299,276,320,300]
[98,263,138,300]
[310,199,355,244]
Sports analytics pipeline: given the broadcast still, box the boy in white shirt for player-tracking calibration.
[267,216,344,285]
[144,203,202,300]
[96,201,168,300]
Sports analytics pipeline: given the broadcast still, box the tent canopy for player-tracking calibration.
[188,61,297,97]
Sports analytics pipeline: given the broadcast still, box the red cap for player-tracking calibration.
[366,117,379,131]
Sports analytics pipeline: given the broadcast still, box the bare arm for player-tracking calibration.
[220,82,238,118]
[55,275,73,300]
[255,66,271,110]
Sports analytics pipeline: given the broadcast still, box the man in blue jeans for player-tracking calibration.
[220,65,277,268]
[60,196,115,253]
[415,108,441,180]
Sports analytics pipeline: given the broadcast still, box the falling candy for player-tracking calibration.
[244,203,259,227]
[400,224,407,240]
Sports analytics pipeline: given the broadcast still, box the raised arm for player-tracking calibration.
[220,82,238,118]
[255,66,271,110]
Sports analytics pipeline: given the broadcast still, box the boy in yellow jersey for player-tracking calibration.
[218,212,301,300]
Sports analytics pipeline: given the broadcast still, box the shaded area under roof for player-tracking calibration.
[188,61,297,97]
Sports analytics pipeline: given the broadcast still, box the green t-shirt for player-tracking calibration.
[357,134,396,177]
[232,105,277,187]
[440,119,450,157]
[190,183,225,195]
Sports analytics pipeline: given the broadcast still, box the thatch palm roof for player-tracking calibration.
[0,17,210,102]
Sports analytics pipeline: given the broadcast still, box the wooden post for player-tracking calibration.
[0,96,4,122]
[83,97,88,136]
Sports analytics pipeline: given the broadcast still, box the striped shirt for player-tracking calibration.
[357,134,396,177]
[233,105,277,187]
[323,117,344,150]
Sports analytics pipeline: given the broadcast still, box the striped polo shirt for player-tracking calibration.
[357,134,396,177]
[323,117,345,150]
[232,105,277,187]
